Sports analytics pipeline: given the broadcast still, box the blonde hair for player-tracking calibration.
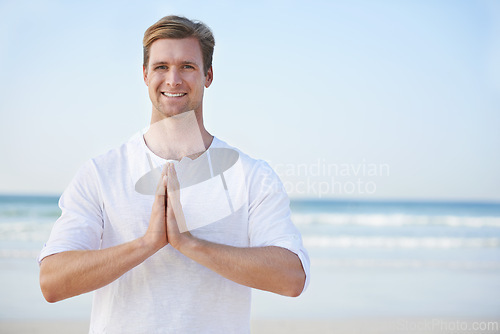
[143,15,215,75]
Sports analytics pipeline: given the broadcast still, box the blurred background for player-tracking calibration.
[1,0,499,333]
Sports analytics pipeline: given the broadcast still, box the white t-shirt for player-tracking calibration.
[39,131,310,334]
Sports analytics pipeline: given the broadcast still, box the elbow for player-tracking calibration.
[40,284,59,303]
[40,274,61,303]
[283,271,306,298]
[39,261,64,303]
[286,282,305,298]
[42,292,60,304]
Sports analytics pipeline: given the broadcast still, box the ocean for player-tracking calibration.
[1,195,500,321]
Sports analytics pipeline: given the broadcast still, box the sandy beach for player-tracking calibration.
[1,318,500,334]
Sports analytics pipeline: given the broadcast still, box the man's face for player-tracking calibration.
[143,38,213,119]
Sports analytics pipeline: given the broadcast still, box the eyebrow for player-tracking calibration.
[151,61,199,67]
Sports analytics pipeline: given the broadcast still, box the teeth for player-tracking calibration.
[163,92,185,97]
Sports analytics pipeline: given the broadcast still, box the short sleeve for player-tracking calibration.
[247,161,310,293]
[38,159,104,263]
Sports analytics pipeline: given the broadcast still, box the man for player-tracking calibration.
[39,15,310,333]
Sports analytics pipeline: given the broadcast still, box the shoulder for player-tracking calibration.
[94,133,140,163]
[65,132,143,190]
[212,137,283,196]
[212,137,276,180]
[86,132,142,171]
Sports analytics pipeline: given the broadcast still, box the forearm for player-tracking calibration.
[165,164,306,297]
[40,166,170,303]
[179,238,306,297]
[39,237,157,303]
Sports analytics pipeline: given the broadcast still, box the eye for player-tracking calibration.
[155,65,167,70]
[183,65,195,69]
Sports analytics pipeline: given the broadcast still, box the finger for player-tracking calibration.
[154,163,168,197]
[166,194,172,216]
[167,187,188,233]
[167,163,180,191]
[167,175,172,213]
[170,163,178,179]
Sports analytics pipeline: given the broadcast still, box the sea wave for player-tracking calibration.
[303,236,500,249]
[0,249,41,259]
[0,221,53,242]
[292,213,500,228]
[311,258,500,269]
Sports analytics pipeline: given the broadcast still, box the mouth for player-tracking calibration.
[162,92,187,98]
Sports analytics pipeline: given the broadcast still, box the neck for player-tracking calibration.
[144,110,213,160]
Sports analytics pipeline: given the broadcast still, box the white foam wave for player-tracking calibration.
[0,221,53,242]
[0,249,40,259]
[312,258,500,270]
[292,213,500,228]
[304,236,500,249]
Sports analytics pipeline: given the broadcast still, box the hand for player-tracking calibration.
[143,163,168,251]
[165,163,192,250]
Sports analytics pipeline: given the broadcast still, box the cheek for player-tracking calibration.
[148,75,163,88]
[185,73,204,85]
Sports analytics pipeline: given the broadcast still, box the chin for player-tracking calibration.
[156,107,187,118]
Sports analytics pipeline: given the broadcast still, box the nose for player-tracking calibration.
[165,68,182,87]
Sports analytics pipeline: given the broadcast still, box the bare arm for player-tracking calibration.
[40,167,169,303]
[180,238,306,297]
[165,164,306,297]
[40,238,157,302]
[40,163,307,302]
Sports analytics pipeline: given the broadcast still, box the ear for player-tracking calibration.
[205,66,213,88]
[143,65,149,86]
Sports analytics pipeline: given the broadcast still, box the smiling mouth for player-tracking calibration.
[162,92,187,97]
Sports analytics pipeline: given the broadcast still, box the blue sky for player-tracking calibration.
[1,0,499,201]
